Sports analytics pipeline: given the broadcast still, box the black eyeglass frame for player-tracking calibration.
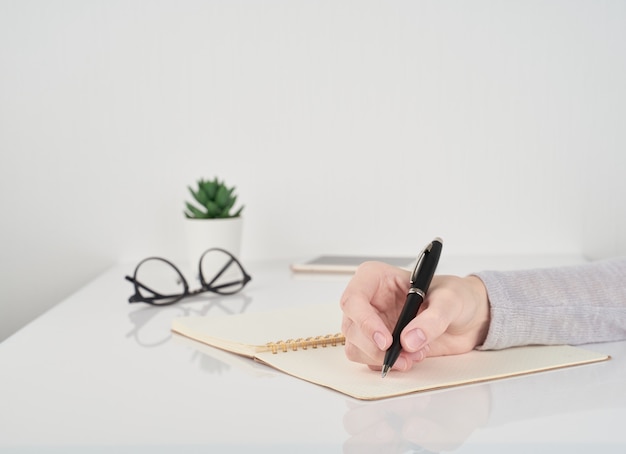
[125,248,252,306]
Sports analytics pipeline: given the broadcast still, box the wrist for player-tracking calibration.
[465,275,491,347]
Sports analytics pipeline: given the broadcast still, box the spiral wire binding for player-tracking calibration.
[266,333,345,354]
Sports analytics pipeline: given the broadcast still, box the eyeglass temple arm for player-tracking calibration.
[124,276,181,302]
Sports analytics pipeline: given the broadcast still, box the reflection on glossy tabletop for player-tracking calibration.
[1,257,625,452]
[343,341,626,453]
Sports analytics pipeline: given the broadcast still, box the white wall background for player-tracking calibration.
[1,0,625,342]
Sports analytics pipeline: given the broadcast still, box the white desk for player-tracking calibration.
[1,256,625,452]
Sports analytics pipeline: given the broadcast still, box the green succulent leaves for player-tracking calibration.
[185,177,244,219]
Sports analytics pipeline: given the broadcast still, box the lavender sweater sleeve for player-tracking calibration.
[474,258,626,350]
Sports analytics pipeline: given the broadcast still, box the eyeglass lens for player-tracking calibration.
[199,249,248,294]
[134,258,187,305]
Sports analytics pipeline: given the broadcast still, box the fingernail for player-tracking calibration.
[405,329,426,351]
[373,332,387,350]
[394,356,409,371]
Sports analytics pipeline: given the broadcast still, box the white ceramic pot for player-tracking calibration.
[184,217,243,275]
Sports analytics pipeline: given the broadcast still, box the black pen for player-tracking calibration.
[381,237,443,378]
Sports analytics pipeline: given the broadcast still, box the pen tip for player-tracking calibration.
[381,365,390,378]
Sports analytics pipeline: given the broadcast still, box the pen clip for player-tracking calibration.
[409,241,433,287]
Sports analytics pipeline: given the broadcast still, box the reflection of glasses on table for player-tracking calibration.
[125,248,252,306]
[126,294,253,348]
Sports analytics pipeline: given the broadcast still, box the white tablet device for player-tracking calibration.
[290,255,416,274]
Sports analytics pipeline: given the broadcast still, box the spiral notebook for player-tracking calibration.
[171,304,610,400]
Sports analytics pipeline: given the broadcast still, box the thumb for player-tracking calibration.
[400,304,455,353]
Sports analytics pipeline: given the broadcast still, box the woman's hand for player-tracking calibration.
[340,261,491,372]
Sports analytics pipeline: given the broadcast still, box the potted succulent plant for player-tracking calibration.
[184,177,244,220]
[184,177,245,270]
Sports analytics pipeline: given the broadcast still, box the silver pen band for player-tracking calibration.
[407,288,425,298]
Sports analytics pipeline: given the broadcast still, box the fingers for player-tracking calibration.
[403,281,460,351]
[399,275,488,359]
[340,262,410,368]
[342,310,388,364]
[401,305,457,356]
[340,269,489,372]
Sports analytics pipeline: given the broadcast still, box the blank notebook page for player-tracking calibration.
[172,303,610,400]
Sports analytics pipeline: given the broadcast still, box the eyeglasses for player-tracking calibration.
[125,248,252,306]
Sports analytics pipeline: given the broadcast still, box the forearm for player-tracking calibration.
[474,258,626,350]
